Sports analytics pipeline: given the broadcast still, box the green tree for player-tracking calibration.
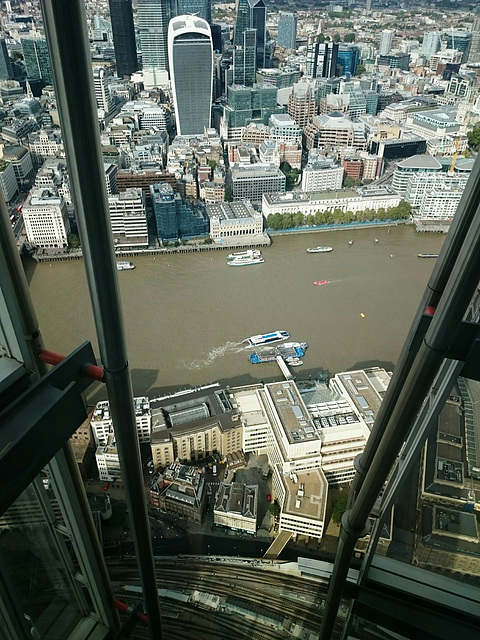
[356,64,366,75]
[224,185,233,202]
[68,233,81,249]
[332,33,341,43]
[208,159,217,171]
[343,175,356,188]
[269,501,281,517]
[344,32,356,43]
[467,125,480,151]
[317,33,326,43]
[332,496,347,525]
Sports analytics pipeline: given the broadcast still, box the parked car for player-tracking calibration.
[104,482,110,491]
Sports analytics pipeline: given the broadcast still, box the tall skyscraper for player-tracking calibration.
[233,28,256,87]
[168,15,213,136]
[234,0,267,69]
[138,0,170,80]
[21,35,53,85]
[108,0,138,77]
[174,0,211,24]
[366,0,372,9]
[277,11,297,51]
[379,29,393,55]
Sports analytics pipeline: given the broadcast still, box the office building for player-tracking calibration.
[233,28,256,87]
[108,0,138,77]
[306,37,339,79]
[421,31,442,59]
[378,52,410,71]
[231,163,286,201]
[3,4,480,640]
[151,181,209,242]
[304,112,367,152]
[168,15,213,136]
[234,0,267,69]
[287,79,317,129]
[107,188,149,250]
[446,30,473,64]
[22,188,70,249]
[221,84,282,136]
[174,0,211,24]
[206,200,264,243]
[93,67,115,119]
[277,12,297,51]
[301,157,344,192]
[137,0,169,83]
[0,158,18,202]
[337,44,360,76]
[21,35,53,85]
[91,398,152,446]
[379,29,393,55]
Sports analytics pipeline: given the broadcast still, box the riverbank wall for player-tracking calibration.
[32,220,410,262]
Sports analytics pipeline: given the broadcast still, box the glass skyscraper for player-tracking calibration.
[337,44,361,76]
[108,0,138,77]
[233,0,267,69]
[233,28,256,87]
[20,36,53,85]
[174,0,211,24]
[137,0,170,74]
[168,15,213,136]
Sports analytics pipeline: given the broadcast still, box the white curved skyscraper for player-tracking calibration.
[168,15,213,136]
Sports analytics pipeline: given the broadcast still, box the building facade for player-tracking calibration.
[168,15,213,136]
[277,12,297,51]
[107,188,148,250]
[23,189,70,249]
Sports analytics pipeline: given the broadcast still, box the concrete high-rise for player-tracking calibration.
[379,29,393,55]
[421,32,441,59]
[108,0,138,77]
[138,0,170,83]
[277,12,297,51]
[168,15,213,136]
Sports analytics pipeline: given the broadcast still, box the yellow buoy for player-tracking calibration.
[360,313,365,318]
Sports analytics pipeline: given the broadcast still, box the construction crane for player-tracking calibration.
[449,137,460,173]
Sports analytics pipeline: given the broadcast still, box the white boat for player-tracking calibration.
[228,256,264,266]
[227,249,262,260]
[286,357,303,366]
[348,240,354,246]
[116,261,135,271]
[306,246,333,253]
[242,330,290,348]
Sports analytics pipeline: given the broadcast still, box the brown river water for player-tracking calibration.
[25,225,444,402]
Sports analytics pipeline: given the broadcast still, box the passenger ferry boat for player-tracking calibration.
[306,246,333,253]
[418,254,439,258]
[314,280,328,286]
[228,255,264,266]
[116,261,135,271]
[242,330,290,348]
[227,249,262,260]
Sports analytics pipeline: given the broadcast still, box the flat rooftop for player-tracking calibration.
[282,468,327,521]
[266,380,319,445]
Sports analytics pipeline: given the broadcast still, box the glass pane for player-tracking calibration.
[0,483,84,639]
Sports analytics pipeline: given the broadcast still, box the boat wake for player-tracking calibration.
[183,342,244,369]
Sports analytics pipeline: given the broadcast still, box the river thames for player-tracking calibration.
[25,225,444,402]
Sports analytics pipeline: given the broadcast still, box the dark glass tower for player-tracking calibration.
[0,37,12,80]
[108,0,138,77]
[234,0,266,69]
[21,36,53,84]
